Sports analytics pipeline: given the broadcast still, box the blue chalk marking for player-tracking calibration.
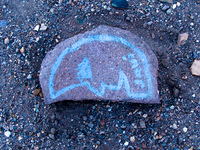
[129,59,139,69]
[49,34,153,100]
[128,53,135,59]
[122,55,127,61]
[76,57,93,82]
[134,80,145,88]
[134,67,142,78]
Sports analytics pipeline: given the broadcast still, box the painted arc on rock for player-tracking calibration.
[39,25,159,104]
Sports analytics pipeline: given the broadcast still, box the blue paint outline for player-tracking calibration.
[49,34,153,100]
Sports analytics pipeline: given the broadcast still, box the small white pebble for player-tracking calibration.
[196,40,199,43]
[183,127,187,132]
[192,94,195,97]
[18,136,23,140]
[27,74,32,79]
[4,131,11,137]
[190,22,194,26]
[124,141,129,146]
[34,25,40,31]
[177,2,181,6]
[170,105,175,109]
[130,136,135,142]
[143,114,148,118]
[173,123,178,129]
[172,4,176,9]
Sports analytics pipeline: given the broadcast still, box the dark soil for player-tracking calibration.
[0,0,199,149]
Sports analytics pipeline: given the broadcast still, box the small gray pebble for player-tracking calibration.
[51,128,56,134]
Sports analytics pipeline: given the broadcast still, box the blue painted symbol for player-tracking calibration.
[48,34,154,101]
[76,57,93,82]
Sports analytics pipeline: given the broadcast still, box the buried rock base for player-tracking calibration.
[39,25,159,104]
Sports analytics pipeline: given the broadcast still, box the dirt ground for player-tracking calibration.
[0,0,200,149]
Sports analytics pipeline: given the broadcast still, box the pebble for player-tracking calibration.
[82,116,87,121]
[124,141,129,146]
[27,74,32,79]
[34,25,40,31]
[4,131,11,137]
[173,123,178,129]
[49,134,55,139]
[162,5,169,11]
[40,24,48,31]
[111,0,128,9]
[159,0,173,3]
[172,4,176,9]
[166,9,172,14]
[0,20,8,28]
[170,105,175,109]
[88,123,94,128]
[130,136,135,142]
[18,136,23,141]
[190,59,200,76]
[143,114,148,118]
[140,121,146,128]
[177,2,181,6]
[20,47,25,54]
[183,127,187,132]
[51,128,56,134]
[177,33,188,46]
[4,38,9,44]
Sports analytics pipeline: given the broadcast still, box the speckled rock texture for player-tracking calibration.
[40,25,159,104]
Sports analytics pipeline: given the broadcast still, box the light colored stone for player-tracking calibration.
[183,127,187,132]
[190,59,200,76]
[4,38,9,44]
[34,25,40,31]
[177,33,188,46]
[20,47,25,54]
[4,131,11,137]
[159,0,173,4]
[130,136,135,142]
[173,123,178,129]
[40,23,48,31]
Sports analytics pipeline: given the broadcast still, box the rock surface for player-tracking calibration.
[39,25,159,104]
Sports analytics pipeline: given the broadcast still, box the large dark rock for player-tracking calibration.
[39,25,159,104]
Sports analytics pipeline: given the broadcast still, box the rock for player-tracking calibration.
[4,38,9,44]
[124,141,129,146]
[173,123,178,129]
[140,121,146,128]
[4,131,11,137]
[40,24,48,31]
[190,59,200,76]
[27,74,32,79]
[34,25,40,31]
[162,5,170,11]
[49,134,55,139]
[88,123,94,128]
[50,128,56,134]
[111,0,128,9]
[177,33,189,46]
[39,25,159,104]
[166,8,172,14]
[33,89,41,96]
[159,0,173,4]
[20,47,25,54]
[130,136,135,142]
[0,20,8,28]
[183,127,187,132]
